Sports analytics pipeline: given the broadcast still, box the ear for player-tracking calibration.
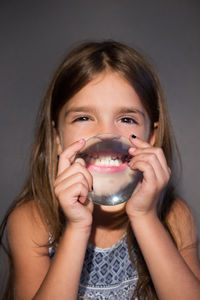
[55,134,63,155]
[52,126,63,156]
[149,122,158,146]
[52,121,63,155]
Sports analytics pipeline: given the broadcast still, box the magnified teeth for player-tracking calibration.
[89,156,122,166]
[79,153,131,166]
[111,156,118,160]
[74,134,140,206]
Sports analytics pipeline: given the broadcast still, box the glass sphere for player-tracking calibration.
[75,133,141,206]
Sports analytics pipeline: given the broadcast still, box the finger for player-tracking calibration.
[60,182,89,206]
[130,160,157,186]
[73,159,93,190]
[129,152,166,183]
[74,157,86,167]
[71,182,89,205]
[129,153,170,189]
[55,162,93,191]
[129,147,169,175]
[58,139,85,175]
[79,195,90,205]
[129,135,151,149]
[72,162,93,191]
[55,173,90,198]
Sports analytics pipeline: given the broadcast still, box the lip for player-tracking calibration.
[87,162,127,173]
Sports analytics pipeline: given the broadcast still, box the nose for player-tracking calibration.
[94,121,119,137]
[97,132,121,141]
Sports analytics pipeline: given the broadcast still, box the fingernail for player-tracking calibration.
[128,161,133,168]
[131,134,136,139]
[129,147,136,153]
[79,138,84,143]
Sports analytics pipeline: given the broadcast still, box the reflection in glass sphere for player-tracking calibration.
[75,133,141,206]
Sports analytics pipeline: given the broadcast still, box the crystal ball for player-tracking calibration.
[75,133,141,206]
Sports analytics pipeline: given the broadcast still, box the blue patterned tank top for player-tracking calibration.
[49,233,138,299]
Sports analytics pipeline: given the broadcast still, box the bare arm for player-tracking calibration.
[8,202,91,300]
[8,140,93,299]
[126,136,200,299]
[130,208,200,300]
[33,225,90,299]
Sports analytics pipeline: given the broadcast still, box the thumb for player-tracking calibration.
[74,157,86,167]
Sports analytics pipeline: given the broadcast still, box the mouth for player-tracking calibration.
[79,153,131,173]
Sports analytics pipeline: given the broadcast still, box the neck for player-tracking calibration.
[89,204,128,247]
[92,203,128,229]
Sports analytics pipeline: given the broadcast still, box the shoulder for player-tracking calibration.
[7,201,51,297]
[166,198,200,280]
[166,198,198,251]
[7,200,49,256]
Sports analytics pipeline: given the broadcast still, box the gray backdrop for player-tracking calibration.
[0,0,199,256]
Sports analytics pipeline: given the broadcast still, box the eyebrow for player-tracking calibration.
[64,106,146,120]
[115,107,146,119]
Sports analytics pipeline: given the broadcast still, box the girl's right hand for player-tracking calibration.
[54,139,94,230]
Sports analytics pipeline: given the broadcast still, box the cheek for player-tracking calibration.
[142,119,152,142]
[59,126,91,149]
[144,129,151,142]
[130,125,151,142]
[60,130,74,149]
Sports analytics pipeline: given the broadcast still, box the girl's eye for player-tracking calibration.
[73,116,90,122]
[120,117,137,124]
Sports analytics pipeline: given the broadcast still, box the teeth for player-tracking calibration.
[111,156,119,160]
[90,156,122,166]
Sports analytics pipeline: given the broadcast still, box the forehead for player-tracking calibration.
[63,72,146,112]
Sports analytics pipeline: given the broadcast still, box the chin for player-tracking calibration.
[99,202,126,213]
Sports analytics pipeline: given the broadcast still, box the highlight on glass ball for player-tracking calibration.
[75,133,142,206]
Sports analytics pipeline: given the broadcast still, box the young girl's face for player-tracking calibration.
[56,71,155,152]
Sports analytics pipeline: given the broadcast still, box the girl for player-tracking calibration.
[0,40,200,300]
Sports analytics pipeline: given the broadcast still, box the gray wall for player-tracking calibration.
[0,0,199,251]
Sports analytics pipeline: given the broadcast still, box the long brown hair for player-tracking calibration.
[0,40,180,299]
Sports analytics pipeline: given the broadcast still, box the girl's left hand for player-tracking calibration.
[126,135,171,219]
